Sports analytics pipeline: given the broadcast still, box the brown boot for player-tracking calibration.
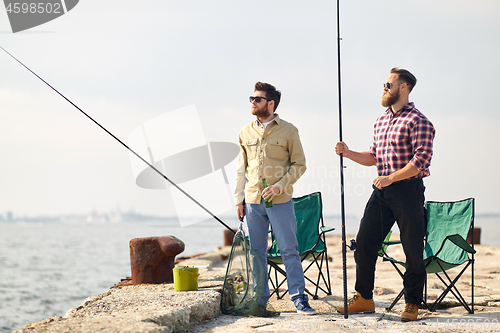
[401,303,418,322]
[337,292,375,314]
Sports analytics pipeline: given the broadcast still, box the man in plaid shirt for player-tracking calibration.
[335,68,435,322]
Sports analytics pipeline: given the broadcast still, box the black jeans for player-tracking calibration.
[354,178,426,305]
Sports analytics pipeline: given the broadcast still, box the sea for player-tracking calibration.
[1,215,499,332]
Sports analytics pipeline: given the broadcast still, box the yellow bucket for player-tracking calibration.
[173,266,199,291]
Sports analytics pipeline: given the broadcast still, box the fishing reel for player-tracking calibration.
[347,239,356,251]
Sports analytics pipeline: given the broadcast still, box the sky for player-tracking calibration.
[1,0,500,225]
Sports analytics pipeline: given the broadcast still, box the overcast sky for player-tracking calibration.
[1,0,499,224]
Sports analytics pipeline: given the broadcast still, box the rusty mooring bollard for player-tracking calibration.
[129,236,185,284]
[467,227,481,245]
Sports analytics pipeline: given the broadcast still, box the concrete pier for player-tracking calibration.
[13,235,500,333]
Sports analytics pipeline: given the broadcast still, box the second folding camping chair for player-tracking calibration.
[266,192,334,300]
[380,198,476,313]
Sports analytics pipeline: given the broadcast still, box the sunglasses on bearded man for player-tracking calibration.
[249,96,272,103]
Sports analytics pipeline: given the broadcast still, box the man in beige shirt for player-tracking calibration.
[234,81,315,315]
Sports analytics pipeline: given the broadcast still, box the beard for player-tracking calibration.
[381,89,399,107]
[251,102,271,118]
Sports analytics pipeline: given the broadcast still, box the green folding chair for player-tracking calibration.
[267,192,334,300]
[378,230,393,257]
[381,198,476,313]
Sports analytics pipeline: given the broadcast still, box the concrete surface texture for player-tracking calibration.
[13,235,500,333]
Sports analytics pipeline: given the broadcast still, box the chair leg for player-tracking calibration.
[471,256,475,314]
[425,274,427,305]
[302,257,320,299]
[316,251,332,296]
[304,254,322,299]
[386,262,435,311]
[472,215,475,314]
[267,260,288,300]
[324,251,332,296]
[430,260,473,313]
[386,289,404,311]
[268,265,278,299]
[317,235,333,297]
[267,249,332,300]
[303,252,332,299]
[384,261,406,311]
[312,253,322,299]
[432,272,472,313]
[423,275,431,311]
[391,261,405,279]
[274,267,287,300]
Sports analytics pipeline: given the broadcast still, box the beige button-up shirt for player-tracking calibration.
[234,114,306,205]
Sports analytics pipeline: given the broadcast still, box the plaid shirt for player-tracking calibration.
[369,102,435,178]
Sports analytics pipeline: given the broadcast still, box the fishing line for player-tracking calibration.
[336,0,349,319]
[0,45,235,234]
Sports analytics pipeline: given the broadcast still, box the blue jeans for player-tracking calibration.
[246,199,305,303]
[355,178,426,305]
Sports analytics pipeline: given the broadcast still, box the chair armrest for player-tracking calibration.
[320,226,335,233]
[432,234,476,258]
[383,240,402,246]
[382,255,406,267]
[308,226,335,253]
[447,234,476,254]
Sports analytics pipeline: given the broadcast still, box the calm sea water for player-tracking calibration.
[0,220,236,332]
[1,215,498,332]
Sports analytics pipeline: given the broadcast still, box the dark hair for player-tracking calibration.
[391,68,417,92]
[254,82,281,111]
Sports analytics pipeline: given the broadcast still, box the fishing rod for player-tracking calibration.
[0,46,235,234]
[336,0,349,319]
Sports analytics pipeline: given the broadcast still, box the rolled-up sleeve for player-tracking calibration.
[234,136,247,206]
[409,117,435,172]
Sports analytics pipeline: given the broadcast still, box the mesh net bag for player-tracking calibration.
[221,221,279,317]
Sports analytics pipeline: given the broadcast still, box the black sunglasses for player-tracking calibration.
[383,82,403,89]
[249,96,272,103]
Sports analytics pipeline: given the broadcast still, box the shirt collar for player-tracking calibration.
[273,113,281,124]
[256,113,280,127]
[385,102,415,118]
